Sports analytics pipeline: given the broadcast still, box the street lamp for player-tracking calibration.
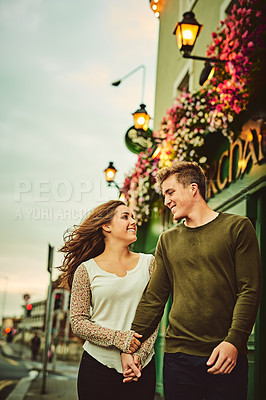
[173,11,202,57]
[199,61,215,86]
[104,162,120,191]
[111,65,151,131]
[173,11,226,64]
[149,136,166,159]
[133,103,150,132]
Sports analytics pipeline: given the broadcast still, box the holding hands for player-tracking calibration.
[121,353,142,383]
[121,331,143,383]
[128,332,142,353]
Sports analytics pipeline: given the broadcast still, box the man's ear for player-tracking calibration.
[191,183,198,196]
[102,224,111,234]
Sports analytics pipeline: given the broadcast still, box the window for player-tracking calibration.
[225,1,237,14]
[220,0,237,20]
[173,61,193,99]
[178,71,190,93]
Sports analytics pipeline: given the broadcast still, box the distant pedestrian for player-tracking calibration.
[59,200,158,400]
[31,332,41,361]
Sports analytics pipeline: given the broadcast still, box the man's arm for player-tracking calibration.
[225,217,262,350]
[131,235,172,341]
[207,217,262,374]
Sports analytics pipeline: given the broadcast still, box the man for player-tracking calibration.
[31,332,41,361]
[122,161,262,400]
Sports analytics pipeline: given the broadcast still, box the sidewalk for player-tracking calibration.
[23,373,78,400]
[0,340,79,400]
[1,341,163,400]
[23,376,163,400]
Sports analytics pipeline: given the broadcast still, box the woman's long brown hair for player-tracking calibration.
[58,200,125,289]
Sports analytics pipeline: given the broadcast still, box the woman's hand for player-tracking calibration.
[133,354,142,374]
[128,332,142,353]
[121,353,142,383]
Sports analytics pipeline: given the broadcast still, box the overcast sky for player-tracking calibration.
[0,0,158,318]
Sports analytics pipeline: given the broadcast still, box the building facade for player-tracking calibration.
[123,0,266,398]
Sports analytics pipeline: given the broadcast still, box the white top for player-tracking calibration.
[83,253,154,373]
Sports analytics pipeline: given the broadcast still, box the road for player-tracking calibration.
[0,352,29,399]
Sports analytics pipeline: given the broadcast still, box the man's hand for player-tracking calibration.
[128,332,142,354]
[207,341,238,374]
[133,354,142,372]
[121,353,141,383]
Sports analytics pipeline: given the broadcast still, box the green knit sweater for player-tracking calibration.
[131,213,262,356]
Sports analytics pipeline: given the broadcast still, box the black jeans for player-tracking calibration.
[163,352,248,400]
[78,351,156,400]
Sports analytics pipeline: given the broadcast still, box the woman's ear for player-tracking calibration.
[102,224,111,234]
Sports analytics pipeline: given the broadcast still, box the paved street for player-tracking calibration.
[0,341,164,399]
[0,351,28,380]
[0,345,29,399]
[0,340,79,400]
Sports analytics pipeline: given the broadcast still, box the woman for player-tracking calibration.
[59,200,157,400]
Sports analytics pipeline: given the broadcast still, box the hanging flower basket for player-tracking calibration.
[122,0,266,226]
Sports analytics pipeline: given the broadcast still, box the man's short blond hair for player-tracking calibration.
[156,161,206,200]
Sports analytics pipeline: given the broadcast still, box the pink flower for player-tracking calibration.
[234,106,242,114]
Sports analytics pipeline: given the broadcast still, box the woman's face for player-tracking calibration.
[106,205,137,244]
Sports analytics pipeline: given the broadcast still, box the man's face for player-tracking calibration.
[162,175,194,221]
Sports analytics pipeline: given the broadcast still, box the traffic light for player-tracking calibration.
[26,303,33,317]
[5,328,13,342]
[54,293,63,310]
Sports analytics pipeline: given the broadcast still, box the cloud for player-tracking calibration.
[107,1,157,42]
[0,0,42,31]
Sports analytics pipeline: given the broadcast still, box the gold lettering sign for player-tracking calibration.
[217,149,229,190]
[206,161,218,199]
[207,120,265,199]
[229,139,242,182]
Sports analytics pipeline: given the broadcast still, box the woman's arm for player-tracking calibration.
[70,264,139,353]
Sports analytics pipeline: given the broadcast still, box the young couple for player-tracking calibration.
[59,161,262,400]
